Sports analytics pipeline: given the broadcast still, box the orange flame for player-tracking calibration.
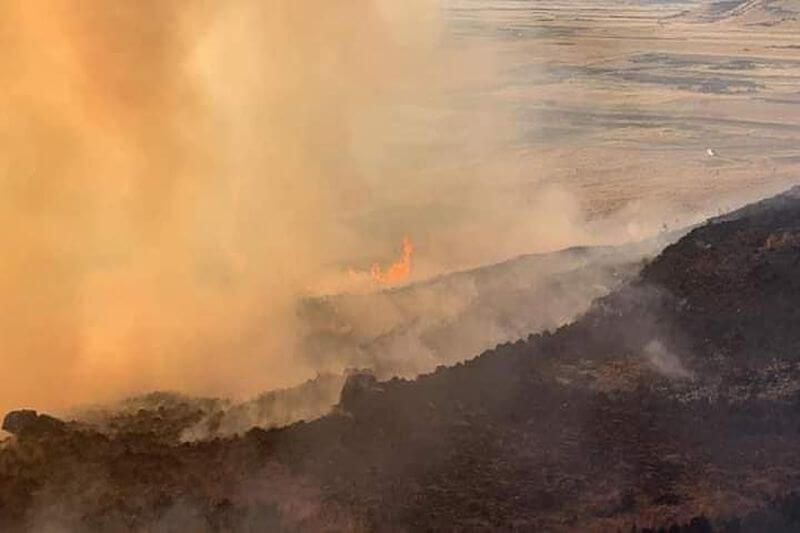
[370,237,413,285]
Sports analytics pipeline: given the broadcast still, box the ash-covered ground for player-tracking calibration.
[4,186,800,531]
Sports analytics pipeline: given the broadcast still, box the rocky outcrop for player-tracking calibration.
[338,369,382,413]
[2,410,65,436]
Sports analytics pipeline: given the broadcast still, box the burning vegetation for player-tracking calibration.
[348,237,415,288]
[370,237,414,285]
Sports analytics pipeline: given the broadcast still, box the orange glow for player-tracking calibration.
[370,237,413,285]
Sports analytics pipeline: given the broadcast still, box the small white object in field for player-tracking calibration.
[706,148,717,157]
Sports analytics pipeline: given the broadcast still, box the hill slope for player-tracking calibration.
[3,187,800,531]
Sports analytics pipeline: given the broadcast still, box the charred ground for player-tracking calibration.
[4,187,800,531]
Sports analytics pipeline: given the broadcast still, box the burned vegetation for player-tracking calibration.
[3,187,800,531]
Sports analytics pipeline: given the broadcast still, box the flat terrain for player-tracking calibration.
[441,0,800,223]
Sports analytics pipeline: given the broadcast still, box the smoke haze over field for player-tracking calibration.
[1,0,796,418]
[0,0,609,417]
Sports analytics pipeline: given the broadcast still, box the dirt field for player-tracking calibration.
[441,0,800,227]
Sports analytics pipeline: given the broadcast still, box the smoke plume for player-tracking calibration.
[0,0,448,415]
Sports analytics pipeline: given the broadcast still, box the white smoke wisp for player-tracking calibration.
[644,340,695,380]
